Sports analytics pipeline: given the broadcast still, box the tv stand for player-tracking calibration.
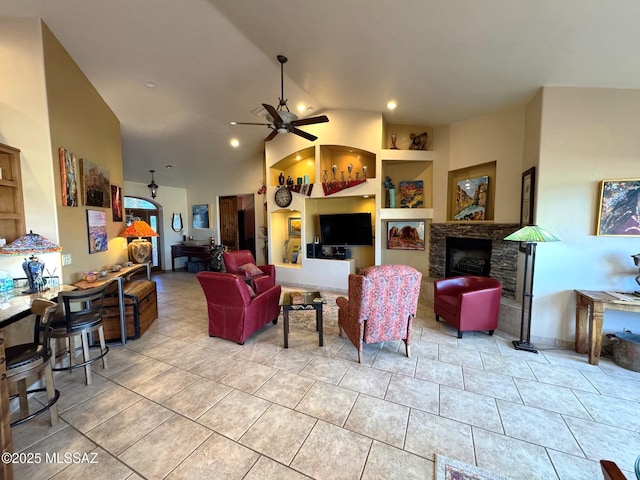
[276,258,356,291]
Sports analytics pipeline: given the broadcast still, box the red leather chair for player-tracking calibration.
[196,271,281,344]
[222,250,276,294]
[433,275,502,338]
[336,265,422,363]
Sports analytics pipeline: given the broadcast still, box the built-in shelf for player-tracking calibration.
[379,208,433,220]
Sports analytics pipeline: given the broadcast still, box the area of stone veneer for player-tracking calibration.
[428,223,520,298]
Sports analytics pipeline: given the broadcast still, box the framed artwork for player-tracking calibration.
[596,178,640,236]
[520,167,536,226]
[387,221,425,250]
[288,217,301,236]
[59,147,79,207]
[86,209,108,254]
[454,175,489,220]
[81,158,111,208]
[192,204,211,229]
[111,185,123,222]
[400,180,424,208]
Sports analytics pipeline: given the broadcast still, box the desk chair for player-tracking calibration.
[51,281,112,385]
[6,299,59,426]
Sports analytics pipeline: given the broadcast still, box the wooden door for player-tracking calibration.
[219,196,238,250]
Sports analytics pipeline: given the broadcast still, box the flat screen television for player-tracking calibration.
[319,212,373,246]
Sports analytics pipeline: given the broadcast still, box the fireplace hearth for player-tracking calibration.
[430,223,519,298]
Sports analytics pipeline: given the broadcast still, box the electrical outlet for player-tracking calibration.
[62,254,72,265]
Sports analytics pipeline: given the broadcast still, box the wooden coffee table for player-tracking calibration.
[280,291,325,348]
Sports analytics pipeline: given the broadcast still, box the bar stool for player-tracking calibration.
[6,299,59,426]
[51,281,112,385]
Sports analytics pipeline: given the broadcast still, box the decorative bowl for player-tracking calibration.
[122,261,134,267]
[83,272,98,283]
[110,264,122,272]
[100,270,109,277]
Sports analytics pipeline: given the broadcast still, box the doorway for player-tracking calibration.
[124,196,162,272]
[219,194,256,257]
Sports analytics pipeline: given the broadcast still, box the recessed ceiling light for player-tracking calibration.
[230,121,237,125]
[230,138,240,148]
[144,80,157,88]
[387,100,397,110]
[165,164,175,169]
[295,155,301,161]
[297,104,306,113]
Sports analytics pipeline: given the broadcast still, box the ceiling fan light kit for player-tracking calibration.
[232,55,329,142]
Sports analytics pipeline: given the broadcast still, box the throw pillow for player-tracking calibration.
[246,284,257,298]
[239,262,263,277]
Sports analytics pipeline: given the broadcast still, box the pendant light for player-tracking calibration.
[147,170,158,198]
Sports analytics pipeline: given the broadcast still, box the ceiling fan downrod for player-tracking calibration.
[277,54,289,111]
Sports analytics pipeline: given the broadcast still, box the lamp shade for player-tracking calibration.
[119,220,159,239]
[0,230,62,255]
[504,225,560,243]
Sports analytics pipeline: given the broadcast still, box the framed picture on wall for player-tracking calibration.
[81,158,111,208]
[59,147,79,207]
[111,184,123,222]
[454,176,489,220]
[192,204,211,229]
[288,217,301,236]
[596,178,640,236]
[86,209,108,253]
[387,221,425,250]
[520,167,536,226]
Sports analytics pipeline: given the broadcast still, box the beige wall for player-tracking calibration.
[43,23,128,282]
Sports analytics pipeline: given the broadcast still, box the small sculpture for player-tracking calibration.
[390,134,399,150]
[409,132,428,150]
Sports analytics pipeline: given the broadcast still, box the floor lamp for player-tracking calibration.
[504,225,559,353]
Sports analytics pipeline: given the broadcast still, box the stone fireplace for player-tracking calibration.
[429,223,520,298]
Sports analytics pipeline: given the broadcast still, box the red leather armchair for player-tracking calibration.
[196,271,281,345]
[433,275,502,338]
[222,250,276,294]
[336,265,422,363]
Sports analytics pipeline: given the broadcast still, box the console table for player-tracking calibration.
[574,289,640,365]
[171,243,224,271]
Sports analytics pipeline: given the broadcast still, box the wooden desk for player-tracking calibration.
[73,263,150,346]
[574,290,640,365]
[171,243,224,271]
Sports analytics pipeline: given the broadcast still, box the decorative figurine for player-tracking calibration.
[390,133,399,149]
[332,164,337,181]
[409,132,428,150]
[279,171,285,186]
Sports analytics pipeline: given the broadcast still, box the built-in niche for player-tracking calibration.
[447,161,496,222]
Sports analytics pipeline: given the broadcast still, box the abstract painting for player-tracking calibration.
[59,147,78,207]
[597,178,640,236]
[192,204,211,229]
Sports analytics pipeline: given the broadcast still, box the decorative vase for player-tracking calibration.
[323,170,328,183]
[331,164,337,181]
[278,172,285,186]
[341,171,345,182]
[347,163,353,180]
[362,165,368,179]
[389,188,396,208]
[390,134,399,150]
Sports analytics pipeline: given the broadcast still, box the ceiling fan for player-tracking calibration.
[231,55,329,142]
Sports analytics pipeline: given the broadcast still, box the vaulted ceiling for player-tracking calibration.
[2,0,640,188]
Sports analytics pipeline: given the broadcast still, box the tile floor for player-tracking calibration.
[9,271,640,480]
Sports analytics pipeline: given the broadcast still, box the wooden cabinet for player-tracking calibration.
[0,144,25,243]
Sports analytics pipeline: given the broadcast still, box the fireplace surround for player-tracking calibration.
[429,223,519,298]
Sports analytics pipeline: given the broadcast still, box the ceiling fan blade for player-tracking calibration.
[232,122,272,126]
[290,127,317,142]
[290,115,329,127]
[262,103,282,124]
[265,129,279,141]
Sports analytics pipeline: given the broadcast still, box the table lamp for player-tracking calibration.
[0,230,62,294]
[504,225,559,353]
[119,220,158,264]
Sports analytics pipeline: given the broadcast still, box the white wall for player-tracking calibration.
[534,87,640,343]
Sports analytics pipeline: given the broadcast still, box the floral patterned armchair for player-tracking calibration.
[336,265,422,363]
